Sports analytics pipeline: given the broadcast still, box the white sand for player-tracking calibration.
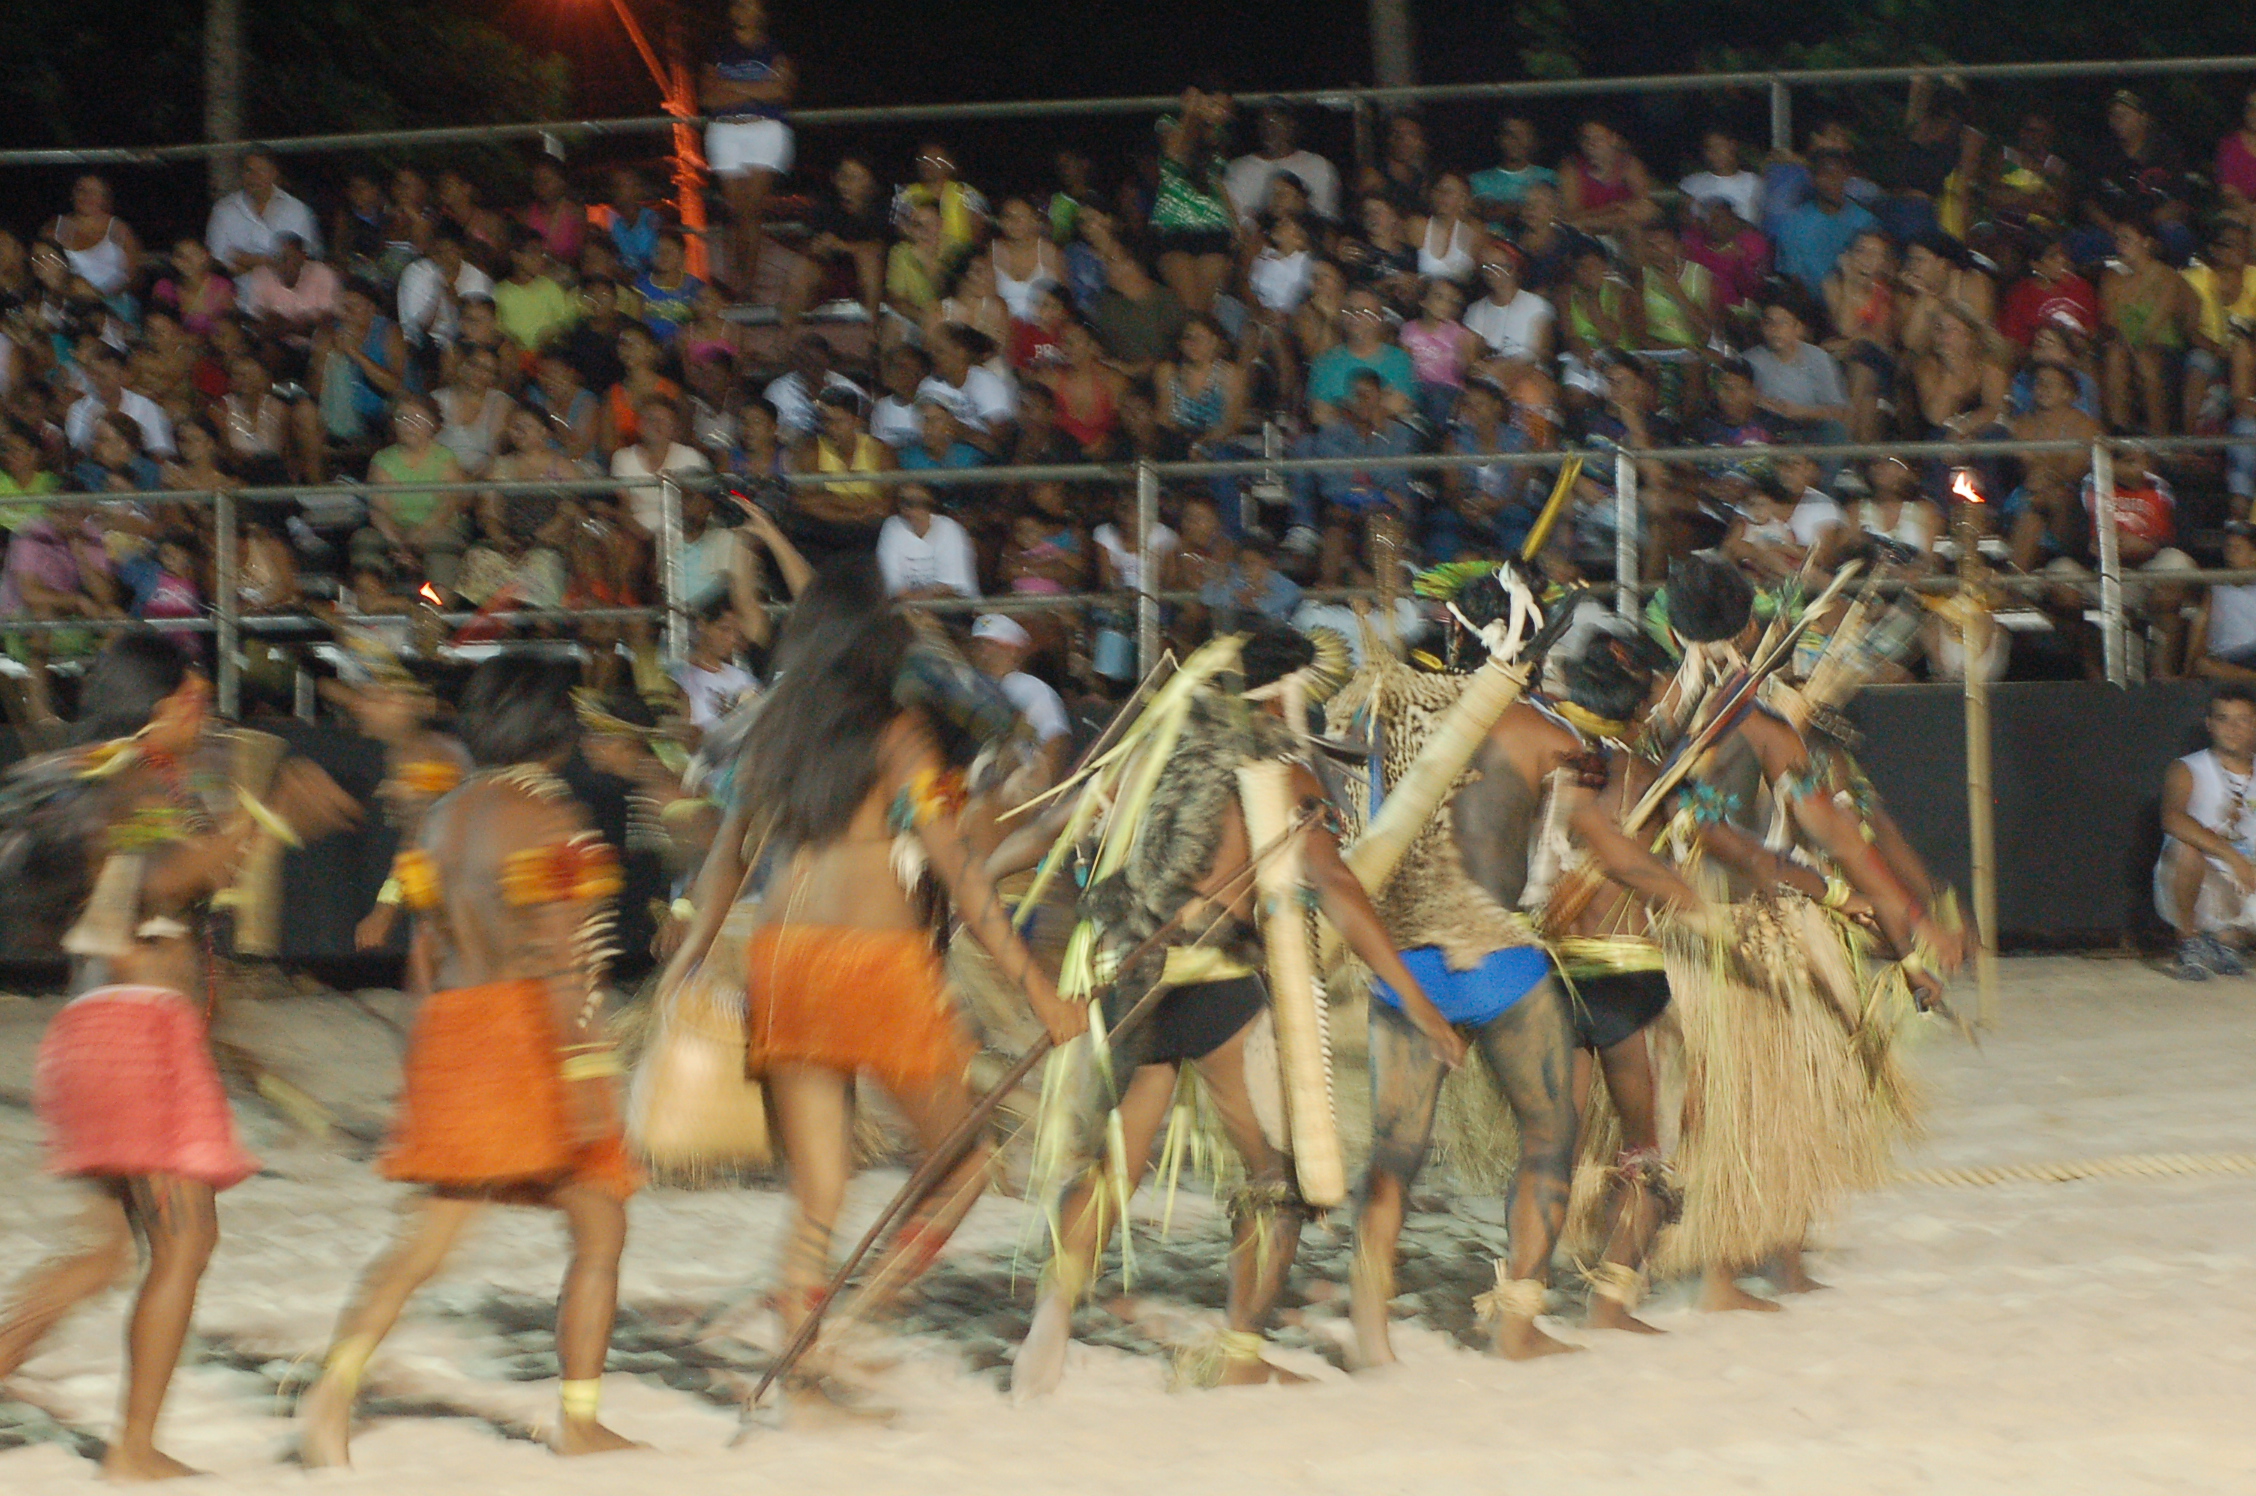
[4,955,2256,1493]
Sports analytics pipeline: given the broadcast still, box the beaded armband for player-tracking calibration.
[888,766,968,834]
[389,848,443,911]
[394,759,462,797]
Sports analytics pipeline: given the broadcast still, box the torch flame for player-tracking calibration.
[1951,468,1984,505]
[418,583,444,606]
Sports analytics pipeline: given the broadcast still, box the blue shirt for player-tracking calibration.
[1308,344,1417,409]
[898,442,987,473]
[633,272,704,343]
[1773,197,1882,293]
[1300,417,1419,511]
[1199,564,1301,622]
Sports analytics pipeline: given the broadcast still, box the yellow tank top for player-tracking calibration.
[815,434,884,505]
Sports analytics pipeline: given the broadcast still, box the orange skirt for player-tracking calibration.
[747,925,971,1090]
[383,978,639,1200]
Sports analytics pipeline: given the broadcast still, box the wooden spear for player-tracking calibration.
[1950,470,2001,1028]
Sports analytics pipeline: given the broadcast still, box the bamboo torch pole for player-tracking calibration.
[1951,469,2000,1028]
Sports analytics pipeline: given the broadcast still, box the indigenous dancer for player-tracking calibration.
[1013,622,1453,1396]
[299,656,641,1465]
[331,636,470,953]
[0,631,357,1481]
[1341,578,1708,1365]
[1650,553,1960,1312]
[664,564,1083,1409]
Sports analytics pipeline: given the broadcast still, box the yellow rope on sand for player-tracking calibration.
[1892,1152,2256,1188]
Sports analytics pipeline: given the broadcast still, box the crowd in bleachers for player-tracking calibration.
[8,65,2256,700]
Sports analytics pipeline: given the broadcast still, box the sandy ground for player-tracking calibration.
[3,954,2255,1494]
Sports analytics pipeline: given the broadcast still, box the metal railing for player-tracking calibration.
[0,53,2250,168]
[6,429,2255,714]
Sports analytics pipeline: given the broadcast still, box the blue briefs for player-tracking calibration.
[1371,944,1551,1028]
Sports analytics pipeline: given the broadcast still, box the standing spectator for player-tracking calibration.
[610,394,711,538]
[1225,104,1341,224]
[1823,229,1898,443]
[396,227,494,364]
[2189,523,2256,679]
[492,231,579,354]
[1150,85,1240,317]
[238,233,339,335]
[521,158,588,266]
[1998,236,2100,351]
[1560,120,1657,235]
[633,230,704,346]
[1679,130,1764,229]
[1085,237,1189,380]
[917,325,1017,455]
[1774,150,1882,294]
[1361,114,1432,221]
[701,0,795,298]
[48,176,140,300]
[2219,89,2256,231]
[1307,287,1416,425]
[876,481,979,598]
[1680,196,1771,318]
[150,238,234,337]
[2182,220,2256,431]
[1469,116,1556,233]
[1463,248,1554,376]
[354,394,467,596]
[894,140,990,265]
[65,347,173,457]
[1746,293,1850,447]
[763,333,865,442]
[2086,91,2193,264]
[2102,219,2197,436]
[206,151,321,275]
[305,279,408,480]
[783,160,889,338]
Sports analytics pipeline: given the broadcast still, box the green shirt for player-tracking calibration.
[0,470,60,531]
[494,275,580,352]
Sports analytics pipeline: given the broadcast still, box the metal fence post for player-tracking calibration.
[658,475,688,661]
[1769,79,1793,153]
[1614,450,1640,618]
[1136,459,1161,679]
[214,489,240,718]
[2092,441,2126,686]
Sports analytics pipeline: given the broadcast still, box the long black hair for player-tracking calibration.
[458,654,580,768]
[733,558,915,848]
[73,629,189,745]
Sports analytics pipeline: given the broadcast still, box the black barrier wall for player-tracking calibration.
[0,682,2223,965]
[1847,681,2214,947]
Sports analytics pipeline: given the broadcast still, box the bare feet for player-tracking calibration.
[1699,1271,1783,1314]
[1488,1315,1584,1360]
[295,1372,354,1469]
[1586,1296,1666,1335]
[98,1444,201,1482]
[1347,1271,1396,1370]
[779,1372,897,1426]
[1010,1290,1072,1403]
[553,1417,646,1456]
[1768,1251,1829,1295]
[1212,1356,1310,1387]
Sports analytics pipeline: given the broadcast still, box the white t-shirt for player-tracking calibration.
[764,370,868,440]
[1224,150,1343,221]
[205,188,321,270]
[876,513,980,597]
[1789,489,1848,550]
[915,368,1017,434]
[610,443,713,531]
[67,390,175,457]
[870,395,922,449]
[671,659,758,729]
[396,258,495,349]
[1092,521,1179,594]
[1463,291,1554,363]
[1679,169,1764,226]
[1000,670,1070,743]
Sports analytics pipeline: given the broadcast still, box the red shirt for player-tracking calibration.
[2083,470,2175,548]
[2000,272,2099,348]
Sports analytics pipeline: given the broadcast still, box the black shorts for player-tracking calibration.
[1154,227,1236,258]
[1568,970,1670,1051]
[1102,973,1266,1072]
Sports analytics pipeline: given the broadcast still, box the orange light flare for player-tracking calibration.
[1950,468,1985,505]
[418,583,445,607]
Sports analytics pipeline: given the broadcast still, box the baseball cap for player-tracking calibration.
[970,614,1032,649]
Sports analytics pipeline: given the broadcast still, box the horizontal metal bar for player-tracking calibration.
[3,54,2252,169]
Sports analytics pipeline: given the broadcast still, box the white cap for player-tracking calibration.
[970,614,1032,649]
